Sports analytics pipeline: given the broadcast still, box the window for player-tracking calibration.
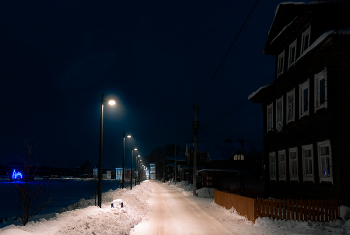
[269,152,276,181]
[289,147,298,182]
[277,50,285,76]
[302,144,314,182]
[317,140,333,184]
[314,68,328,112]
[278,150,286,181]
[267,103,273,131]
[288,39,297,68]
[233,154,244,160]
[276,96,283,129]
[301,26,311,55]
[286,88,295,123]
[299,79,309,118]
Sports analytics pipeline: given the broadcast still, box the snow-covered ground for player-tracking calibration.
[1,180,350,235]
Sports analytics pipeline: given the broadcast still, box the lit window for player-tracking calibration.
[278,150,286,181]
[302,144,314,182]
[301,26,311,55]
[289,147,298,181]
[314,68,328,112]
[299,79,309,118]
[288,39,297,68]
[276,96,283,129]
[269,152,276,181]
[286,88,295,123]
[277,50,285,76]
[317,140,333,184]
[267,102,273,132]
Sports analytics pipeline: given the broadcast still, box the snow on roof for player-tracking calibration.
[296,28,350,62]
[268,2,306,35]
[270,16,298,44]
[248,83,272,100]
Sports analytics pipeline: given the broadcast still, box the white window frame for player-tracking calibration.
[317,140,333,184]
[267,102,273,132]
[299,79,309,118]
[269,152,276,181]
[276,96,283,129]
[288,39,297,68]
[300,26,311,55]
[302,144,314,182]
[314,67,328,112]
[286,88,295,124]
[278,150,287,181]
[288,147,298,182]
[277,50,285,77]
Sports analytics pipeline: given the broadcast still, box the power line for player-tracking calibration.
[197,0,260,102]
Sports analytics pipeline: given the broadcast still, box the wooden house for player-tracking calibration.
[248,2,350,205]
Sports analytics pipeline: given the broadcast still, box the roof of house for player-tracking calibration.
[264,1,350,54]
[249,28,350,103]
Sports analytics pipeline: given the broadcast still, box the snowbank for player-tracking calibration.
[0,181,153,235]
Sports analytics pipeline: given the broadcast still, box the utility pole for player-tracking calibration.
[174,144,176,184]
[193,102,199,196]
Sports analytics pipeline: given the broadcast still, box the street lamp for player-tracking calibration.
[98,93,115,208]
[122,133,131,189]
[131,147,137,190]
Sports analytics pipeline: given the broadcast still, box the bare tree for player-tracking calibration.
[14,137,52,226]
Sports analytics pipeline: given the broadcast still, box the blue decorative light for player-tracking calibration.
[12,169,23,180]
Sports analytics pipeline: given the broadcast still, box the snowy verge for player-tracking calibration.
[0,181,153,235]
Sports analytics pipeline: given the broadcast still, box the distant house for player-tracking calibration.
[248,2,350,204]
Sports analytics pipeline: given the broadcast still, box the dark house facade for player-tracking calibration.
[249,2,350,205]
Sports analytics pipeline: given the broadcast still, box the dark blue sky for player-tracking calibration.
[0,0,293,168]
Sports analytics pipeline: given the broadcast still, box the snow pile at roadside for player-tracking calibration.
[0,181,152,235]
[196,187,216,198]
[167,180,193,196]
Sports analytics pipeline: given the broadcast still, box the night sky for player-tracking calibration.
[0,0,295,168]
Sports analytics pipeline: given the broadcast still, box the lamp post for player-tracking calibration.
[135,156,141,186]
[122,133,131,189]
[98,94,115,208]
[139,158,142,184]
[131,147,137,190]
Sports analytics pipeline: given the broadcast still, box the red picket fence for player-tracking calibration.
[256,198,341,222]
[214,190,342,223]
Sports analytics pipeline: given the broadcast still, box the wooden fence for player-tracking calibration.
[214,190,341,223]
[214,190,256,223]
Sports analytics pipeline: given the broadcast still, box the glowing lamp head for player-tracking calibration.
[127,135,131,138]
[134,148,137,151]
[108,100,116,105]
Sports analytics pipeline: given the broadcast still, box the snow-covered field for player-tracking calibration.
[0,178,124,227]
[1,179,350,235]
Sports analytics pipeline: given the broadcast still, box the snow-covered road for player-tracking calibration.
[131,182,234,235]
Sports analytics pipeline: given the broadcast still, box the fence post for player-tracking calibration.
[287,199,290,220]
